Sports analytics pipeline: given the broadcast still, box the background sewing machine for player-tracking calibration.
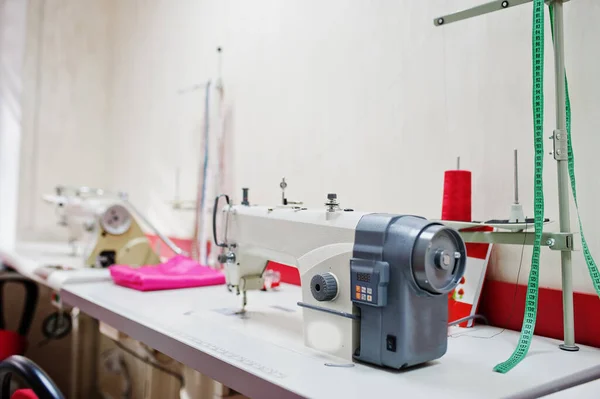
[43,185,185,268]
[214,186,467,370]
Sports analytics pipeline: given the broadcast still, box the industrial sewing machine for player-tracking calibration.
[213,185,467,369]
[43,186,114,257]
[43,185,185,268]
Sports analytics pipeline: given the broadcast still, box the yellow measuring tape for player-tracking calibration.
[494,0,600,374]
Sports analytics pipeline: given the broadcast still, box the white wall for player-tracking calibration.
[18,0,114,240]
[17,0,600,293]
[0,0,28,250]
[107,0,229,239]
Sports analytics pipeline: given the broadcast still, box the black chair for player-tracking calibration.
[0,274,39,362]
[0,274,38,338]
[0,355,64,399]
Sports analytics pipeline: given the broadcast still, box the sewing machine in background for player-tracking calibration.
[43,185,186,268]
[37,185,197,398]
[213,183,467,369]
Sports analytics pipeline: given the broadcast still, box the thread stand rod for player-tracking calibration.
[514,149,519,204]
[552,0,577,351]
[433,0,578,350]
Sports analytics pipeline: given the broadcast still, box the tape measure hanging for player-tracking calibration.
[494,1,600,374]
[548,6,600,296]
[493,0,545,374]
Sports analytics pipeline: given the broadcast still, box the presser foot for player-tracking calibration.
[234,290,248,315]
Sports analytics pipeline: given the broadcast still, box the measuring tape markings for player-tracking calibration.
[493,0,545,374]
[494,2,600,374]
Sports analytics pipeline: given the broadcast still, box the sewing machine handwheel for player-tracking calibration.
[100,205,132,235]
[411,224,466,295]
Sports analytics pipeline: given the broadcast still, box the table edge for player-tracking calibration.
[60,288,305,399]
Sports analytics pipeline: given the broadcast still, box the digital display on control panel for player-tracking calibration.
[351,259,389,308]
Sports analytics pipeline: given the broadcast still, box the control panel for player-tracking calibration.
[350,259,389,307]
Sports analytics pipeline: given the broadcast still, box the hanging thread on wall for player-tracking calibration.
[193,47,227,266]
[441,156,472,222]
[194,80,212,265]
[209,47,227,268]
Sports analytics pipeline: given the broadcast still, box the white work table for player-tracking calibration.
[59,281,600,399]
[0,241,111,290]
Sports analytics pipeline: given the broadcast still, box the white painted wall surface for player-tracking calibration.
[0,0,28,250]
[15,0,600,293]
[18,0,114,241]
[107,0,229,239]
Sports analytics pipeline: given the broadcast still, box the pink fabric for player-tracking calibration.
[109,255,225,291]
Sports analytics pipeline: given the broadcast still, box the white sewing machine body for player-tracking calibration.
[42,186,184,268]
[223,205,364,360]
[43,193,118,258]
[216,193,467,369]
